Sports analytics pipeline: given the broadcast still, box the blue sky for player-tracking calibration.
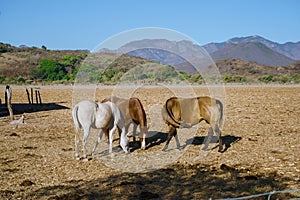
[0,0,299,50]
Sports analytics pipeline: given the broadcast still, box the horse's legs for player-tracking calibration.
[82,125,90,161]
[104,130,109,143]
[125,123,130,137]
[132,123,138,143]
[202,127,213,150]
[202,125,223,152]
[215,125,223,152]
[108,125,117,157]
[162,125,177,151]
[140,126,146,150]
[174,130,180,149]
[74,130,80,160]
[119,126,129,154]
[91,129,104,156]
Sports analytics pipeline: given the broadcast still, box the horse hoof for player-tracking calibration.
[202,146,210,151]
[83,158,89,162]
[76,157,80,161]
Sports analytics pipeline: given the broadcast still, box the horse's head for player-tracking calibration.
[120,134,130,154]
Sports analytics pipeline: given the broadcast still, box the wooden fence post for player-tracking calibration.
[35,90,38,104]
[5,85,14,121]
[38,90,42,105]
[26,88,31,104]
[31,88,34,105]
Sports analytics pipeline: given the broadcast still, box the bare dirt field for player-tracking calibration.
[0,85,299,199]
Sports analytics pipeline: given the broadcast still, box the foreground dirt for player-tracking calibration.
[0,85,299,199]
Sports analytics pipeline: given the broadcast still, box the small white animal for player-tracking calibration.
[10,115,24,125]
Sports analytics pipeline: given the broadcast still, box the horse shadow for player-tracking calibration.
[185,135,242,153]
[129,131,168,152]
[141,133,241,153]
[114,132,241,153]
[0,102,69,117]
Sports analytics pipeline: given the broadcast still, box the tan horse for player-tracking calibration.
[161,96,223,152]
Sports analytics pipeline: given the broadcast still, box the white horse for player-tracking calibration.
[72,100,129,161]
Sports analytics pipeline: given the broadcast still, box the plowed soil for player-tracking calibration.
[0,85,299,199]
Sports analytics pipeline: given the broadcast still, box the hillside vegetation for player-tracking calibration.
[0,42,300,85]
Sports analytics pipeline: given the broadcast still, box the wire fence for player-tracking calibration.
[215,189,300,200]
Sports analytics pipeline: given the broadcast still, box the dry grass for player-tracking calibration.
[0,85,299,199]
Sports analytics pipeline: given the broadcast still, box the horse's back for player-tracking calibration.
[74,100,97,127]
[178,98,202,125]
[128,98,147,125]
[164,96,220,127]
[103,101,125,127]
[77,100,96,116]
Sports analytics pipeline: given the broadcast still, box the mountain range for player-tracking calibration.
[102,36,300,71]
[203,35,300,66]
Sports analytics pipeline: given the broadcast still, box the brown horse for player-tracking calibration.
[102,96,148,150]
[161,96,223,152]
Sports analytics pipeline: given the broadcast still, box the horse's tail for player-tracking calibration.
[216,99,224,129]
[162,98,182,128]
[72,103,81,132]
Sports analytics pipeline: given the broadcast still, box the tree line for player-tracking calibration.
[0,53,299,85]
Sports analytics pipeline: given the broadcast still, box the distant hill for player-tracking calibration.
[1,39,300,85]
[100,39,209,74]
[0,42,184,84]
[203,35,300,61]
[103,37,299,69]
[0,42,89,80]
[210,42,296,66]
[216,59,300,78]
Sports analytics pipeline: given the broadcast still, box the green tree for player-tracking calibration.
[41,45,47,50]
[30,68,47,80]
[62,55,78,67]
[38,59,67,81]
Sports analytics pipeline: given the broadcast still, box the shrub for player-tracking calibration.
[0,75,6,83]
[258,75,273,83]
[223,75,247,83]
[17,77,26,83]
[178,71,191,80]
[276,75,291,84]
[0,46,7,53]
[6,77,15,84]
[292,74,300,83]
[189,73,203,83]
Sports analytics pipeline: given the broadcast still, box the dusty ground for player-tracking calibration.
[0,85,299,199]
